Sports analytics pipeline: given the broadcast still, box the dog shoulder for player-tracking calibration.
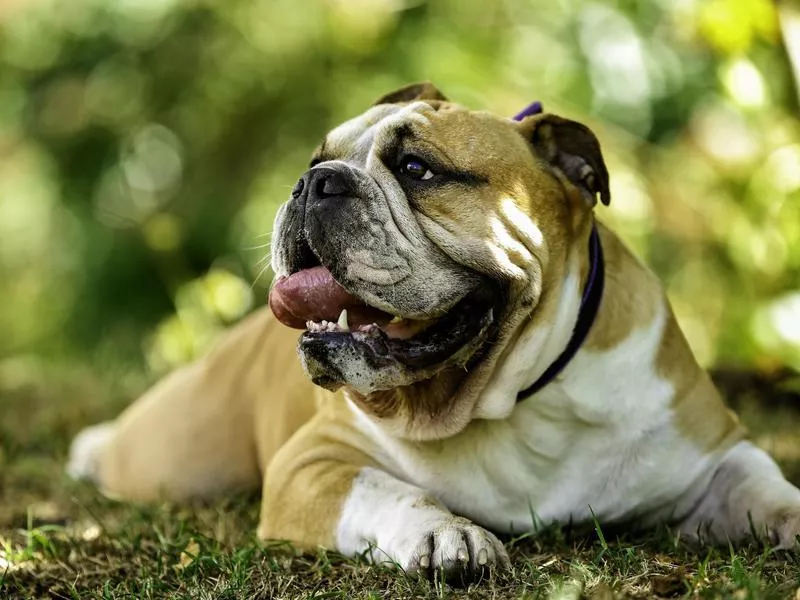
[585,225,744,452]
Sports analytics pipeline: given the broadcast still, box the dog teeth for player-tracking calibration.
[389,315,403,324]
[337,309,350,332]
[306,315,350,334]
[306,320,322,333]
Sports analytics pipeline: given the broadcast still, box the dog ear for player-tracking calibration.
[519,114,610,207]
[373,82,449,106]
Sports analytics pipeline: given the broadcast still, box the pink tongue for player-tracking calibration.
[269,265,391,329]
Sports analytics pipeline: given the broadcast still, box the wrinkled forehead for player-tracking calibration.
[320,101,528,169]
[321,101,435,162]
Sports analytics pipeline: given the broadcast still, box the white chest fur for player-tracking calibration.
[351,299,716,534]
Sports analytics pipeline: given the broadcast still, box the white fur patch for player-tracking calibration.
[500,197,544,252]
[677,440,800,545]
[336,467,508,572]
[473,267,582,420]
[350,297,716,534]
[66,422,115,482]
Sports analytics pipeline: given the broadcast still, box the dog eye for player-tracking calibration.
[398,156,434,181]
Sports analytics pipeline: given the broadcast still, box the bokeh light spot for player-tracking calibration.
[721,58,767,108]
[143,213,183,253]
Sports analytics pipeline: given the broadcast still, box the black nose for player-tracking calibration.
[298,167,352,204]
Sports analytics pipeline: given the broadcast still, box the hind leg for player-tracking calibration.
[67,421,116,482]
[678,441,800,548]
[67,360,261,502]
[65,311,296,502]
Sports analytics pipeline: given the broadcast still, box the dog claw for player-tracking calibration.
[396,517,508,585]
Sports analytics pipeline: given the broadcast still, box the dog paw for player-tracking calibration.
[395,516,510,585]
[770,510,800,549]
[66,422,114,482]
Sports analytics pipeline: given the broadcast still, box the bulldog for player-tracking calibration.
[68,83,800,583]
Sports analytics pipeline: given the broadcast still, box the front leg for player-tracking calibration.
[336,467,509,581]
[258,419,508,583]
[678,441,800,548]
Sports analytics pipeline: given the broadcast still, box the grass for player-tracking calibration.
[2,357,800,599]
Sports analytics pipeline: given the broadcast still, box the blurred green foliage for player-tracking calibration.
[0,0,798,378]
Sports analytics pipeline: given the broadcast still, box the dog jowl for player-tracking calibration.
[69,82,800,585]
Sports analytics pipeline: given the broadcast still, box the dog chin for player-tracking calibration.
[296,286,498,395]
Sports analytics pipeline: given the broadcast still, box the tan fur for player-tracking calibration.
[348,367,466,423]
[584,227,659,352]
[251,312,321,471]
[258,397,376,549]
[656,308,745,453]
[95,309,318,501]
[584,228,743,453]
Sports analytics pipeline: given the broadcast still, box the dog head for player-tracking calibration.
[269,82,609,439]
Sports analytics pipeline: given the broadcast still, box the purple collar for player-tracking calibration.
[512,101,544,121]
[516,224,605,402]
[511,100,606,400]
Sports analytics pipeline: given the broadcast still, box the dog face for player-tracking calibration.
[269,83,609,439]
